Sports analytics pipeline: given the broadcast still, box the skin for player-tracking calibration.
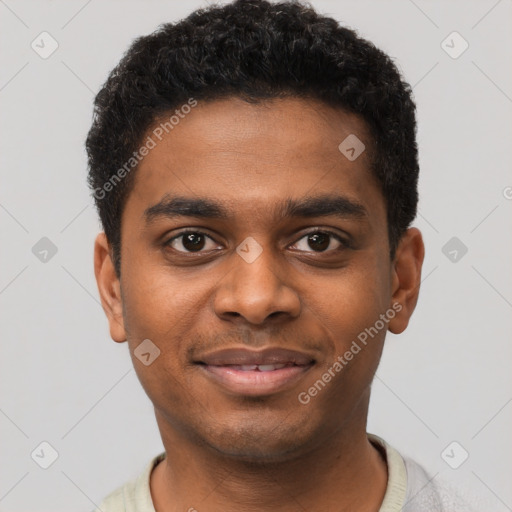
[94,96,424,511]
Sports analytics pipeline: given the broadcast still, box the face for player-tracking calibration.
[95,96,424,462]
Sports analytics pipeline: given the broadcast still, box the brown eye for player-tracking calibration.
[291,231,348,253]
[307,232,330,251]
[166,231,218,253]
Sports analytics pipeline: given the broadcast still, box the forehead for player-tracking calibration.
[123,96,383,226]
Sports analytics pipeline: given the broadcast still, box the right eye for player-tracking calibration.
[164,230,221,253]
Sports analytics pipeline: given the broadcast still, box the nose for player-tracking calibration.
[213,241,301,325]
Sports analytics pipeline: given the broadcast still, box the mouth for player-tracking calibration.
[195,347,315,396]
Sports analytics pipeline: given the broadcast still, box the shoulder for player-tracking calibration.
[401,455,445,511]
[402,456,480,512]
[92,453,165,512]
[368,434,476,512]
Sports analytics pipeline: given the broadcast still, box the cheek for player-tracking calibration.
[120,273,199,410]
[120,269,213,390]
[122,269,198,336]
[306,257,391,378]
[305,271,388,407]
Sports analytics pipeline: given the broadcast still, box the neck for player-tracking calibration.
[150,411,388,512]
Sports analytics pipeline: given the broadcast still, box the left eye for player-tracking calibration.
[291,231,347,253]
[166,231,219,253]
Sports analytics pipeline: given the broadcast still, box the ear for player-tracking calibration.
[387,227,425,335]
[94,232,127,343]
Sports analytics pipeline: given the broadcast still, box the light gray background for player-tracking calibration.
[1,0,511,510]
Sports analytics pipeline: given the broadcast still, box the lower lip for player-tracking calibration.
[200,364,313,396]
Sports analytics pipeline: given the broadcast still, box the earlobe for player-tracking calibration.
[93,232,127,343]
[387,228,425,335]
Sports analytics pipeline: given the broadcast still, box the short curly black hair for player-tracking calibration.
[86,0,419,277]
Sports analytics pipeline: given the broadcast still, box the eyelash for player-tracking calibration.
[164,229,351,254]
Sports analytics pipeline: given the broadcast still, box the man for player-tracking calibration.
[88,0,469,510]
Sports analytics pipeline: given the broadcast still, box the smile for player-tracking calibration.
[195,347,315,396]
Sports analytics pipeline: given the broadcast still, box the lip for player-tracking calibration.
[197,347,315,366]
[195,347,315,396]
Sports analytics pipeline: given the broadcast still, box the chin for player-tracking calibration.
[201,414,317,463]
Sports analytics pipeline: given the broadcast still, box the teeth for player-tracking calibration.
[229,364,288,371]
[256,364,286,371]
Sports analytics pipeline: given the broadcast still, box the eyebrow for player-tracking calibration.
[143,193,368,225]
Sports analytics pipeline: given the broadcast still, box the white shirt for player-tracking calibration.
[94,433,470,511]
